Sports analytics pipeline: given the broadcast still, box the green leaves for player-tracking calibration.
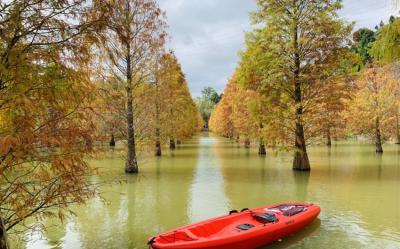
[196,87,221,123]
[371,18,400,63]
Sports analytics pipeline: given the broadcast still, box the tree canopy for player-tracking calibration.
[371,18,400,63]
[195,87,221,124]
[352,28,376,66]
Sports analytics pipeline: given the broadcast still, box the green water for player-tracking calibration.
[23,133,400,249]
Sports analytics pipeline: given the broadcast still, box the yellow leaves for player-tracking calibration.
[345,65,400,137]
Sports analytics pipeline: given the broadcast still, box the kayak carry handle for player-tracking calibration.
[229,210,238,215]
[241,208,250,212]
[147,237,156,246]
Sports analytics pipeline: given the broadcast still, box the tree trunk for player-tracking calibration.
[375,117,383,153]
[258,123,266,155]
[0,218,8,249]
[326,129,332,146]
[293,123,310,171]
[177,140,182,145]
[292,17,310,171]
[155,127,161,157]
[155,140,162,157]
[258,141,266,155]
[155,67,162,156]
[109,134,116,147]
[244,138,250,149]
[125,44,138,174]
[169,139,176,150]
[396,109,400,144]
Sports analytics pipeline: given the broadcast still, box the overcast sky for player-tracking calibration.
[159,0,397,97]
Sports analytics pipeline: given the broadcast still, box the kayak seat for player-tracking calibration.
[236,223,255,231]
[253,213,277,224]
[272,205,306,217]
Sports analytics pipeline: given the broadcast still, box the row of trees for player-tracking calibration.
[0,0,201,247]
[210,0,400,172]
[98,49,202,173]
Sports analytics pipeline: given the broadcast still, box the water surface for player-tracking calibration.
[23,133,400,249]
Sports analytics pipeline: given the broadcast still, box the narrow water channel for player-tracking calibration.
[22,133,400,249]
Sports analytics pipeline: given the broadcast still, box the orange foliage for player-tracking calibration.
[345,65,400,140]
[0,0,103,237]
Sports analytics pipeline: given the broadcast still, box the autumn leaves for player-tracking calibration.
[210,1,400,171]
[1,2,101,245]
[0,0,201,246]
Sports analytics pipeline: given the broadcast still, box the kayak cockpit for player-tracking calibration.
[155,230,199,244]
[267,204,308,217]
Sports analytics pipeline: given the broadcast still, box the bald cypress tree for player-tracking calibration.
[99,0,166,173]
[251,0,352,171]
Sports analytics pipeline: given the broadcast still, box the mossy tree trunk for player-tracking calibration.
[293,123,310,171]
[292,18,310,171]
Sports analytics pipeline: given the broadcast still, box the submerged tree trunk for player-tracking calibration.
[396,109,400,144]
[126,87,138,173]
[326,129,332,146]
[125,45,138,174]
[258,140,266,155]
[177,140,182,145]
[155,128,161,157]
[0,218,8,249]
[155,141,162,157]
[169,139,176,150]
[258,124,266,155]
[154,64,162,157]
[109,134,116,147]
[244,138,250,149]
[292,19,310,171]
[293,123,310,171]
[375,117,383,153]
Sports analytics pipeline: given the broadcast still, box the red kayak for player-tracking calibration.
[148,202,320,249]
